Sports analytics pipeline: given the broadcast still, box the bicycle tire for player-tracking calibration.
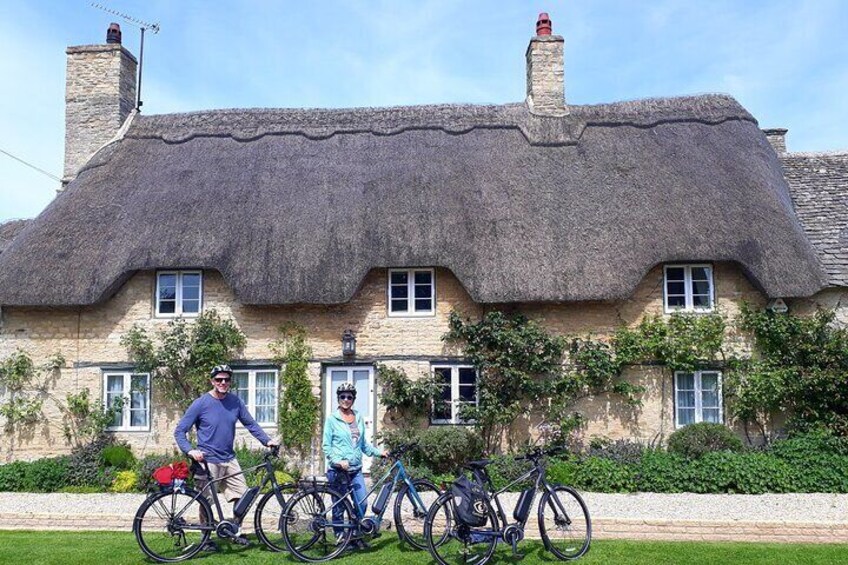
[133,486,213,563]
[393,478,439,550]
[281,484,356,563]
[424,491,498,565]
[538,485,591,560]
[254,483,297,552]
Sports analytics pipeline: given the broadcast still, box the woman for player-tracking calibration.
[322,382,388,548]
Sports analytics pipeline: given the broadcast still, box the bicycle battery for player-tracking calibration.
[513,487,535,522]
[372,482,393,514]
[233,486,260,518]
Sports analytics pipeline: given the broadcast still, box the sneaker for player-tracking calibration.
[200,540,219,552]
[232,534,251,547]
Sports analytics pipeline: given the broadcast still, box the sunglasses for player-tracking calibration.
[338,394,355,401]
[213,377,232,384]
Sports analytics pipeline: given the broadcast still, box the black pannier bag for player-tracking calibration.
[451,475,488,527]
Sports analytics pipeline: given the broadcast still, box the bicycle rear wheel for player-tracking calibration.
[133,487,212,563]
[281,484,356,562]
[394,478,440,550]
[538,485,591,560]
[424,492,498,565]
[254,483,297,552]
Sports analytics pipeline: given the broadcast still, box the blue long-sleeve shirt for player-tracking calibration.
[174,392,271,464]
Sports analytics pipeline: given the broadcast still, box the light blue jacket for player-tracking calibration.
[322,409,381,471]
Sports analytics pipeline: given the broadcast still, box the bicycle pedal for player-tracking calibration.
[232,535,250,547]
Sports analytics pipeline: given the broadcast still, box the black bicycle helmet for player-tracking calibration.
[336,382,356,396]
[209,364,233,378]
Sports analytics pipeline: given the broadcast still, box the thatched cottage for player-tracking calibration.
[0,16,845,464]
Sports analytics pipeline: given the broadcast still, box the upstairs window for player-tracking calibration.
[104,372,150,431]
[664,265,714,313]
[431,364,478,424]
[156,271,202,317]
[232,369,278,426]
[675,371,723,427]
[388,269,435,316]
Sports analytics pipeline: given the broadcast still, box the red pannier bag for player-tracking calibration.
[152,461,191,486]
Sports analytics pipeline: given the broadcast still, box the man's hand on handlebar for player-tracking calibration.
[188,449,205,462]
[338,460,350,471]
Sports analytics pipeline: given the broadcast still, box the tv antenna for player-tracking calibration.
[91,2,160,111]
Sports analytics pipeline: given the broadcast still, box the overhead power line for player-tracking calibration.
[0,148,62,183]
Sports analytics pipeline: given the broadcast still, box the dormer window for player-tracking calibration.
[388,269,435,317]
[663,265,714,313]
[156,271,202,317]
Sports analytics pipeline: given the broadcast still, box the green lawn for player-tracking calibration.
[1,531,847,565]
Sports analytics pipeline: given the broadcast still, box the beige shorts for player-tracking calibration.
[195,459,248,503]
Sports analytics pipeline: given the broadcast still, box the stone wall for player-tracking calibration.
[63,44,137,182]
[525,34,566,115]
[0,262,838,463]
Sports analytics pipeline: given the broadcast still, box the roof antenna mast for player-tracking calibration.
[91,2,160,111]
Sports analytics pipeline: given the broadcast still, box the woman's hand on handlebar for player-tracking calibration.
[337,460,350,471]
[188,449,205,462]
[381,449,390,458]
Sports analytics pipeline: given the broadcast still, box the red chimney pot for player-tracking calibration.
[536,13,552,36]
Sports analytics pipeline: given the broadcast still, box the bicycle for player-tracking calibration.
[281,443,440,562]
[133,445,296,562]
[423,446,591,565]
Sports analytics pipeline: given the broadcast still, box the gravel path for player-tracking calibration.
[1,492,846,523]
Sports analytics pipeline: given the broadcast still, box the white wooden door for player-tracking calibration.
[325,366,375,472]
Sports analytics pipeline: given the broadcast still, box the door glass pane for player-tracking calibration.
[353,370,370,415]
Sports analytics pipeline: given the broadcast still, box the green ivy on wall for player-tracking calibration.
[270,323,319,456]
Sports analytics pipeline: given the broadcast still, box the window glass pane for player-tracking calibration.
[390,272,408,285]
[182,285,200,301]
[701,373,719,390]
[233,372,249,405]
[693,294,712,309]
[414,271,432,285]
[391,285,409,299]
[181,300,199,314]
[691,267,710,280]
[256,406,274,424]
[182,273,201,287]
[107,375,124,394]
[433,401,451,421]
[158,300,176,314]
[666,282,685,295]
[256,371,276,388]
[666,296,685,309]
[666,267,685,281]
[676,373,695,389]
[678,408,695,426]
[390,299,408,312]
[677,390,695,408]
[702,409,720,423]
[130,408,147,427]
[158,274,177,294]
[414,298,432,311]
[691,281,711,295]
[458,385,476,401]
[414,284,432,298]
[701,390,719,408]
[458,368,476,386]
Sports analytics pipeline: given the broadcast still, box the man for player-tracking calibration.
[174,364,279,550]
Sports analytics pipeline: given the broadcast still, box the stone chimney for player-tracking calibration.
[762,128,788,154]
[525,13,567,116]
[63,23,137,183]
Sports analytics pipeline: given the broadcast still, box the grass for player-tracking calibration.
[1,531,847,565]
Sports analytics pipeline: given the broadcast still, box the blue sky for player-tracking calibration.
[2,0,847,222]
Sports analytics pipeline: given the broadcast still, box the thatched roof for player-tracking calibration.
[782,151,848,287]
[0,94,826,306]
[0,219,30,255]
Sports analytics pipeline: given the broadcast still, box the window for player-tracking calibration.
[232,369,278,426]
[431,365,478,424]
[664,265,714,313]
[156,271,202,317]
[388,269,435,316]
[674,371,722,427]
[104,372,150,431]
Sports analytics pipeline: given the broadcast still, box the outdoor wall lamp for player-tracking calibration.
[342,329,356,357]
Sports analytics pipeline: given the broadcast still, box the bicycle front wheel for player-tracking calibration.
[424,492,498,565]
[394,478,439,550]
[281,484,356,563]
[538,485,591,560]
[133,487,213,563]
[254,483,297,552]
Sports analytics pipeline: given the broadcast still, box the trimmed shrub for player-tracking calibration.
[415,426,483,475]
[546,456,579,486]
[23,456,69,492]
[66,436,114,488]
[633,450,689,493]
[572,456,636,493]
[667,423,743,459]
[586,438,647,465]
[769,430,848,492]
[102,443,136,470]
[0,461,28,491]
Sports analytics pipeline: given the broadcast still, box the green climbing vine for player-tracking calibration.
[0,350,65,432]
[270,323,319,456]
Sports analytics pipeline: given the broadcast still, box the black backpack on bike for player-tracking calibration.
[451,475,488,527]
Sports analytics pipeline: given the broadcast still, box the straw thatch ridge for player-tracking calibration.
[782,151,848,287]
[0,95,826,306]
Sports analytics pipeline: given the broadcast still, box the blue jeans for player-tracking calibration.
[327,468,367,537]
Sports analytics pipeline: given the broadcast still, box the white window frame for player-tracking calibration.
[674,370,723,428]
[387,268,436,317]
[232,368,279,428]
[431,364,478,425]
[155,270,203,318]
[103,372,151,432]
[663,264,714,314]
